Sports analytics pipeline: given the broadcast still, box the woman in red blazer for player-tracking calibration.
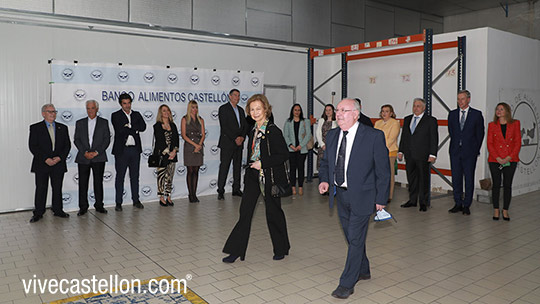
[487,102,521,221]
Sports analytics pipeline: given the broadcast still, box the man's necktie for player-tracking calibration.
[411,116,418,134]
[460,110,466,130]
[48,124,55,150]
[335,131,348,186]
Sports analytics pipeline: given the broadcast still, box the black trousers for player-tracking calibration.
[34,169,65,216]
[450,148,479,207]
[223,168,290,257]
[405,157,430,206]
[78,162,105,211]
[115,147,140,204]
[217,145,243,193]
[288,151,307,187]
[488,162,517,210]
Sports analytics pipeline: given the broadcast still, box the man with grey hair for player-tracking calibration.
[29,104,71,223]
[74,100,111,216]
[398,98,439,212]
[319,98,389,299]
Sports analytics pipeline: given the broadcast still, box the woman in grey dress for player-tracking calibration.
[181,100,205,203]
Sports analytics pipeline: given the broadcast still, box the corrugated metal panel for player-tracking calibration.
[331,23,364,47]
[292,0,331,46]
[247,0,291,15]
[192,0,246,36]
[130,0,191,29]
[0,0,53,13]
[365,5,394,41]
[395,8,421,36]
[331,0,365,28]
[247,9,291,42]
[55,0,128,21]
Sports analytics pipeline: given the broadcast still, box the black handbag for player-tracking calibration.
[148,134,170,168]
[266,131,293,198]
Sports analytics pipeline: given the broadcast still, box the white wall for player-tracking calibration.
[0,21,307,213]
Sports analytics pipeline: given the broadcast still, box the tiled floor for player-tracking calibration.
[1,183,540,304]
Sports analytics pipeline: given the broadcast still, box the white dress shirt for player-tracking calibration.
[88,116,97,147]
[123,110,136,146]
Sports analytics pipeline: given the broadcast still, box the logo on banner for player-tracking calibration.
[103,171,113,182]
[211,75,220,86]
[228,177,234,186]
[74,89,87,101]
[251,77,260,87]
[61,111,73,122]
[176,166,186,176]
[142,149,152,159]
[141,186,152,196]
[209,179,217,188]
[205,129,209,137]
[143,111,154,121]
[232,76,240,86]
[512,94,540,175]
[170,184,175,194]
[73,173,79,184]
[171,111,177,120]
[152,169,158,178]
[199,164,207,174]
[123,190,127,198]
[190,74,200,85]
[117,71,129,82]
[167,73,178,84]
[240,94,248,104]
[90,70,103,81]
[210,145,219,155]
[143,72,155,83]
[62,193,72,204]
[62,68,74,80]
[66,152,73,162]
[211,110,219,120]
[89,192,95,202]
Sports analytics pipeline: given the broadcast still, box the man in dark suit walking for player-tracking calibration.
[74,100,111,216]
[217,89,247,200]
[448,90,484,215]
[319,98,389,299]
[28,104,71,223]
[398,98,439,212]
[111,93,146,211]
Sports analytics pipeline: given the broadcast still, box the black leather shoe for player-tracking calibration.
[448,204,463,213]
[167,198,174,206]
[218,193,225,200]
[462,206,471,215]
[503,216,510,221]
[358,274,371,280]
[77,209,87,216]
[273,255,285,261]
[29,215,43,223]
[54,212,70,218]
[232,190,243,197]
[115,204,123,211]
[95,207,108,214]
[133,201,144,209]
[331,286,354,299]
[419,205,427,212]
[222,255,245,263]
[400,201,416,208]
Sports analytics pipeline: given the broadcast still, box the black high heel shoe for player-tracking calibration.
[222,255,245,263]
[167,198,174,206]
[502,210,510,221]
[159,198,168,207]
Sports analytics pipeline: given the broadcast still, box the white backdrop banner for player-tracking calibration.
[499,89,540,195]
[51,61,264,210]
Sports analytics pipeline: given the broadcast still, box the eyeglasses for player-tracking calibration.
[335,109,357,114]
[44,110,58,114]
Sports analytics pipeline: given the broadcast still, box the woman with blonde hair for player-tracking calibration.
[374,104,401,202]
[153,104,180,206]
[181,100,205,203]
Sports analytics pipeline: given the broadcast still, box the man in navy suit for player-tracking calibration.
[319,98,389,299]
[111,93,146,211]
[217,89,247,200]
[74,100,111,216]
[448,90,485,215]
[28,104,71,223]
[398,98,439,212]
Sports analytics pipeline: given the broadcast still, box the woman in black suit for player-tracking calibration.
[153,104,180,207]
[222,94,291,263]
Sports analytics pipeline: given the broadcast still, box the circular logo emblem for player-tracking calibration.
[142,148,152,159]
[89,192,95,202]
[251,77,260,87]
[103,171,113,182]
[210,145,219,155]
[74,89,87,101]
[199,164,207,174]
[228,177,234,186]
[176,166,187,176]
[514,101,539,166]
[62,68,74,80]
[190,74,200,85]
[211,75,221,86]
[65,152,73,162]
[62,193,72,204]
[141,186,152,196]
[73,173,79,184]
[61,111,73,122]
[143,111,154,121]
[211,110,219,120]
[90,70,103,81]
[117,71,129,82]
[143,72,155,83]
[168,73,178,84]
[209,179,217,188]
[171,111,177,120]
[241,94,249,104]
[232,76,240,86]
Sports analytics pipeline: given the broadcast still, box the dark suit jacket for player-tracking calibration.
[358,113,374,127]
[246,123,289,188]
[153,122,180,162]
[319,123,390,213]
[74,116,111,164]
[29,120,71,173]
[399,113,439,161]
[111,109,146,155]
[218,102,247,150]
[448,107,484,157]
